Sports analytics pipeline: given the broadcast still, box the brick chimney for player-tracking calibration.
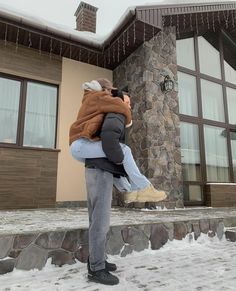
[74,1,98,33]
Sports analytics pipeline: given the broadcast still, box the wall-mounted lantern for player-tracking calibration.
[161,75,174,93]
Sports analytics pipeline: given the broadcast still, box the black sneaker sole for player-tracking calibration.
[87,274,119,285]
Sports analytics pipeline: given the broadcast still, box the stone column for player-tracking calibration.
[113,27,183,208]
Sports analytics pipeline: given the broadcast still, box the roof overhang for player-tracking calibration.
[0,2,236,70]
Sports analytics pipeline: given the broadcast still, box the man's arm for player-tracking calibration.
[100,113,125,164]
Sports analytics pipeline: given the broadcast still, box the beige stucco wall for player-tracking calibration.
[56,58,112,202]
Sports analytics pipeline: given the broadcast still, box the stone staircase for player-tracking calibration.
[1,207,236,275]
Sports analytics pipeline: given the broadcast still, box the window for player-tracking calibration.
[204,125,229,182]
[226,87,236,125]
[176,38,195,70]
[177,32,236,205]
[180,122,201,181]
[178,72,198,117]
[198,36,221,79]
[230,131,236,181]
[201,79,225,122]
[0,74,58,149]
[0,77,21,143]
[23,82,57,148]
[183,185,202,202]
[223,34,236,85]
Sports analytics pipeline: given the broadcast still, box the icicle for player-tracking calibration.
[123,32,125,55]
[4,24,8,46]
[183,14,186,30]
[190,14,193,31]
[201,13,204,26]
[16,27,19,51]
[96,53,99,66]
[207,12,210,30]
[79,48,82,62]
[88,51,90,64]
[212,12,215,32]
[39,35,42,55]
[217,11,221,25]
[126,30,130,49]
[170,15,173,27]
[223,10,229,29]
[49,38,53,59]
[103,53,106,68]
[113,45,115,63]
[232,10,235,28]
[177,14,180,37]
[152,26,155,39]
[143,22,146,42]
[117,39,120,63]
[162,16,165,28]
[133,21,136,44]
[69,45,72,59]
[108,47,111,64]
[59,41,62,57]
[195,13,199,35]
[28,32,32,48]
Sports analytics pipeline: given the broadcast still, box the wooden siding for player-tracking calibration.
[205,184,236,207]
[0,41,62,83]
[0,148,58,210]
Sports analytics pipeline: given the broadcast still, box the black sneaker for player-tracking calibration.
[88,269,119,285]
[105,260,117,272]
[87,258,117,272]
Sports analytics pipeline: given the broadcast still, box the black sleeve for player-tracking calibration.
[100,113,125,164]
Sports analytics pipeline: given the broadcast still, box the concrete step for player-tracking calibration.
[225,227,236,242]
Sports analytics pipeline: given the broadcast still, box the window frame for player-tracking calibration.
[0,72,59,151]
[177,30,236,205]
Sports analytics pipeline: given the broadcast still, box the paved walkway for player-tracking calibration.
[1,234,236,290]
[1,207,236,235]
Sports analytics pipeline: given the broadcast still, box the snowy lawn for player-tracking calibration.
[1,234,236,291]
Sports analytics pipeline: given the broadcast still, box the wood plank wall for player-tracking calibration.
[0,148,58,210]
[0,41,62,83]
[205,184,236,207]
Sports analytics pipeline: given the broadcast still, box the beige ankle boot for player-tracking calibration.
[135,184,166,203]
[124,190,138,204]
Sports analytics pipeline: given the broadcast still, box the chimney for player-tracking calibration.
[74,1,98,33]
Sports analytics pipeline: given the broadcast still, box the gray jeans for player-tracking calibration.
[85,167,114,272]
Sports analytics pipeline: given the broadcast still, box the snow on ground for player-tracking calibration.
[1,234,236,291]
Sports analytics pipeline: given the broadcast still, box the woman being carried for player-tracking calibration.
[69,78,166,203]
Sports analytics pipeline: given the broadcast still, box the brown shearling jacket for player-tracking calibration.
[69,90,132,145]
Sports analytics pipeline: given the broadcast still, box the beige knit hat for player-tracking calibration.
[96,78,116,90]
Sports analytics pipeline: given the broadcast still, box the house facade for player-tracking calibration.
[0,1,236,210]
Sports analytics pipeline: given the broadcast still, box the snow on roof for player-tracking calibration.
[0,1,235,49]
[0,2,106,48]
[0,2,136,49]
